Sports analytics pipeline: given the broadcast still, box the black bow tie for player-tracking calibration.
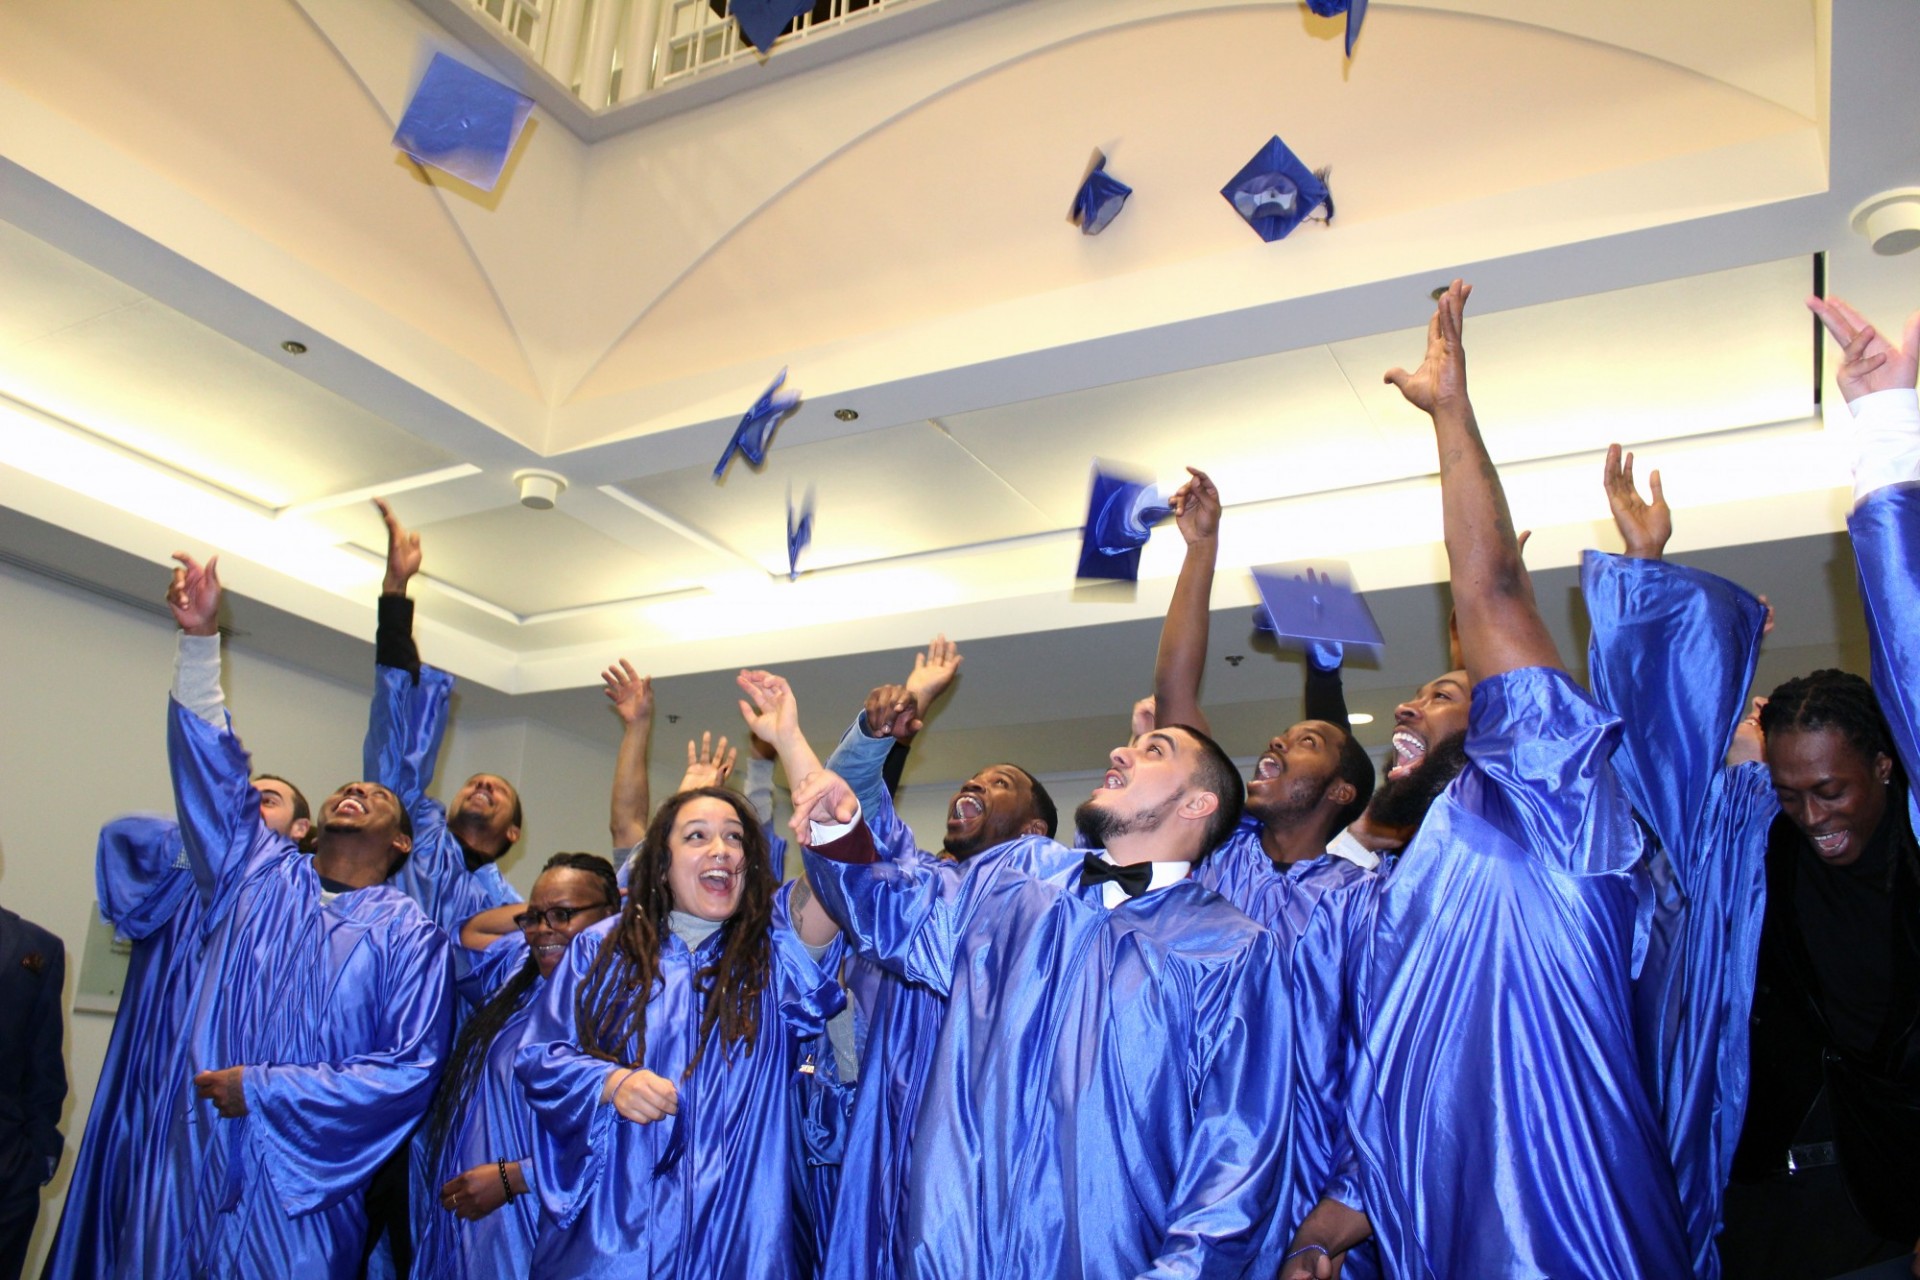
[1081,854,1152,899]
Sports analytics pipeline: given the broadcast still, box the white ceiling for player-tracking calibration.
[1,0,1918,761]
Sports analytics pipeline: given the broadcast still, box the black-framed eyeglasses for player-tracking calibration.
[513,903,612,931]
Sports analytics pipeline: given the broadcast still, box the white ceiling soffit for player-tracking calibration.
[4,0,1915,695]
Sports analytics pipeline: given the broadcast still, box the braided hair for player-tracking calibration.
[1760,669,1903,785]
[572,788,778,1077]
[424,852,618,1165]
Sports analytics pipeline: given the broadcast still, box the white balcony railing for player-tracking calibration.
[465,0,914,109]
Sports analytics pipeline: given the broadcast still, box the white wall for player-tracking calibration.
[0,560,619,1273]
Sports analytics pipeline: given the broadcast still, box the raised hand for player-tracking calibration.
[1384,280,1471,417]
[1168,466,1221,545]
[737,670,801,753]
[1808,295,1920,404]
[678,732,737,791]
[863,684,920,742]
[1130,695,1157,738]
[1602,443,1671,560]
[168,552,222,636]
[602,659,654,726]
[788,767,859,841]
[607,1067,679,1124]
[904,635,963,718]
[374,497,423,596]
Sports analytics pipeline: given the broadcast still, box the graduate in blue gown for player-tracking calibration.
[1147,464,1384,1278]
[815,653,1056,1280]
[364,499,523,938]
[114,553,455,1278]
[793,678,1294,1279]
[406,853,620,1278]
[43,785,318,1276]
[516,673,847,1278]
[1584,443,1775,1279]
[1284,282,1690,1279]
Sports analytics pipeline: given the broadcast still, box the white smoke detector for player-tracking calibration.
[514,470,568,510]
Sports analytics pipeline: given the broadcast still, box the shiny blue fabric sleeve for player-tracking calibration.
[1465,667,1639,877]
[1583,550,1767,862]
[96,813,196,941]
[168,696,278,909]
[365,663,520,934]
[825,713,897,823]
[1849,482,1920,831]
[802,826,981,996]
[240,909,453,1215]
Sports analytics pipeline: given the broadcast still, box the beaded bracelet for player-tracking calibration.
[497,1158,515,1202]
[1281,1243,1330,1265]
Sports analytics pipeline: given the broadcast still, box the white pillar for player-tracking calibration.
[615,0,663,100]
[541,0,588,84]
[576,0,625,107]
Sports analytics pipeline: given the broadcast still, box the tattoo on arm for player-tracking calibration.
[792,878,813,917]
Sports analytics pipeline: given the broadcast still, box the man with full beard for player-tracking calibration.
[813,647,1058,1280]
[793,712,1293,1278]
[1282,282,1689,1279]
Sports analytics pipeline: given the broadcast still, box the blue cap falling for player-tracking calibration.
[1305,0,1370,58]
[1070,151,1133,236]
[730,0,815,52]
[1076,462,1172,582]
[392,53,534,192]
[713,368,801,481]
[1221,135,1333,243]
[786,485,815,581]
[1250,562,1384,655]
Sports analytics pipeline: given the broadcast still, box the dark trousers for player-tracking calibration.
[0,1187,39,1280]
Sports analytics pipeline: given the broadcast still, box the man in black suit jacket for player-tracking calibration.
[0,904,64,1280]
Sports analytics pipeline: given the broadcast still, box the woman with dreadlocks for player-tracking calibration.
[515,674,845,1278]
[405,852,619,1277]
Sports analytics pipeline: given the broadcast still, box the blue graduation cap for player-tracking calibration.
[1250,561,1384,656]
[1221,135,1333,243]
[713,368,801,480]
[392,53,534,192]
[730,0,813,52]
[1076,462,1172,582]
[787,485,814,581]
[1305,0,1370,58]
[1070,150,1133,236]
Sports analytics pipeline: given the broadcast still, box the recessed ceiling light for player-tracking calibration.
[834,408,859,421]
[1348,712,1375,725]
[280,340,308,355]
[1224,654,1244,666]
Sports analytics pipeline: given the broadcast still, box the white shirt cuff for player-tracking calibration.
[807,801,864,846]
[172,633,225,726]
[1847,388,1920,505]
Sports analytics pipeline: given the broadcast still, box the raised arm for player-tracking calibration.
[603,659,654,849]
[738,670,839,945]
[1385,281,1559,680]
[1587,445,1767,864]
[1153,467,1220,736]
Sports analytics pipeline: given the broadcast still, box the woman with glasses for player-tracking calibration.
[409,852,621,1278]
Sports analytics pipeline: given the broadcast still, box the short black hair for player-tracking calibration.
[1164,724,1246,857]
[1762,669,1902,782]
[1005,765,1058,838]
[253,774,310,824]
[1330,726,1376,833]
[540,851,619,906]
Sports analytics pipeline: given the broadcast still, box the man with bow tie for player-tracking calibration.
[787,717,1294,1280]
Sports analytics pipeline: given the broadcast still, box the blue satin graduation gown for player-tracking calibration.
[408,934,544,1279]
[514,884,846,1278]
[818,719,956,1280]
[1584,550,1775,1278]
[168,699,454,1277]
[1851,483,1920,851]
[805,832,1295,1280]
[1342,667,1691,1278]
[43,817,205,1277]
[364,662,520,936]
[1193,823,1381,1279]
